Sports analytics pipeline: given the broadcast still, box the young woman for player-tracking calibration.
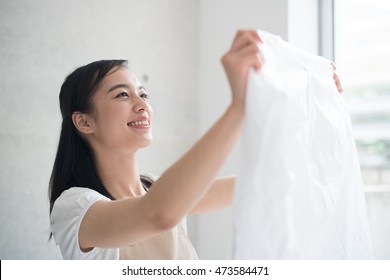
[49,30,343,259]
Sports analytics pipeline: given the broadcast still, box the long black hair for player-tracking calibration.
[49,60,128,213]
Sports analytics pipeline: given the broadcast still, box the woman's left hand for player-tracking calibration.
[332,62,343,94]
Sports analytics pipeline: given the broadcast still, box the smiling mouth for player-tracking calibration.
[127,120,150,127]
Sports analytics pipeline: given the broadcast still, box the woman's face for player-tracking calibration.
[89,67,153,152]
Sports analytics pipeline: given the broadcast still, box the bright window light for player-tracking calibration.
[335,0,390,186]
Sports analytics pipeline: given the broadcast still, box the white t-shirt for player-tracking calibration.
[50,187,198,260]
[50,187,118,259]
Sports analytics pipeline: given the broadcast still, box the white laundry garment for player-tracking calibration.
[233,30,373,259]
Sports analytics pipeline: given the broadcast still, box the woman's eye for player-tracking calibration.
[116,92,129,98]
[140,93,149,100]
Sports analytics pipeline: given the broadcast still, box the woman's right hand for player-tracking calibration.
[221,30,264,113]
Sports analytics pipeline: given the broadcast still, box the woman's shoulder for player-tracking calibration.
[51,187,110,220]
[50,187,117,260]
[60,186,108,199]
[56,187,110,206]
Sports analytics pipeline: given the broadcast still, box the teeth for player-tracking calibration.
[128,120,150,127]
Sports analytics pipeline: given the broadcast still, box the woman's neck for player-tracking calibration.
[93,148,146,199]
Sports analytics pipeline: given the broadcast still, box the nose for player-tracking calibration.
[133,96,151,113]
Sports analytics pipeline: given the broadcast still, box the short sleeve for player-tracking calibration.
[50,187,119,259]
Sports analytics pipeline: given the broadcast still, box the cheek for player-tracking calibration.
[96,103,129,128]
[148,105,153,119]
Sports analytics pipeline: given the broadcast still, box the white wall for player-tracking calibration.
[0,0,199,259]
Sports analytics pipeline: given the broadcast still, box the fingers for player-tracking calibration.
[221,30,265,109]
[231,30,263,52]
[333,72,344,94]
[224,30,264,73]
[221,40,263,75]
[331,62,344,94]
[331,61,337,71]
[234,42,264,72]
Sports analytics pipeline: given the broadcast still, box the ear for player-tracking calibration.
[72,112,95,135]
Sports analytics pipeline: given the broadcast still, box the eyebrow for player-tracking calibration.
[107,84,146,94]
